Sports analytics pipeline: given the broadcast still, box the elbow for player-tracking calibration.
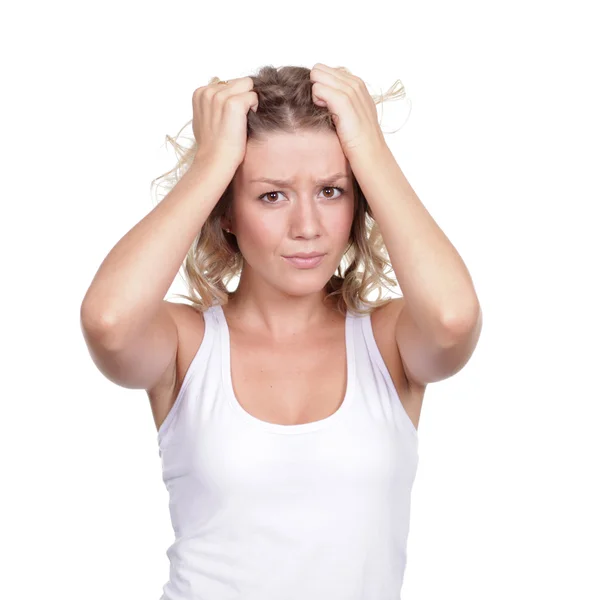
[439,303,482,345]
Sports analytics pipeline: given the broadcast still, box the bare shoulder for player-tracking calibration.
[369,297,426,431]
[146,300,207,433]
[164,300,206,336]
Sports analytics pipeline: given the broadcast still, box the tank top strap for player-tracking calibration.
[203,303,222,328]
[156,303,219,449]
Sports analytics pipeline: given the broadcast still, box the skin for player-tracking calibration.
[222,129,356,341]
[147,128,425,433]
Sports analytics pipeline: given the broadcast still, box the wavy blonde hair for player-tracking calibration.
[151,65,410,317]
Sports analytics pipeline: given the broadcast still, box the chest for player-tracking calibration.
[228,334,348,427]
[149,303,423,435]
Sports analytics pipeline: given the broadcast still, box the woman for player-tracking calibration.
[80,64,482,599]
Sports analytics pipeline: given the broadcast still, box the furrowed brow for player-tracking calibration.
[250,172,349,187]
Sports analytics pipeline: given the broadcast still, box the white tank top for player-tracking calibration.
[156,303,419,600]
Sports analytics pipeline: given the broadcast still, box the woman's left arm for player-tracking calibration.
[310,63,482,385]
[350,145,483,385]
[349,144,481,341]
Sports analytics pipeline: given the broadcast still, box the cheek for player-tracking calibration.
[236,203,282,244]
[329,200,355,239]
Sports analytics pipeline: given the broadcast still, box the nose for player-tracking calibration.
[289,195,322,240]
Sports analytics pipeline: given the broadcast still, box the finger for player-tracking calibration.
[312,63,353,83]
[311,65,354,95]
[209,76,254,95]
[248,91,259,112]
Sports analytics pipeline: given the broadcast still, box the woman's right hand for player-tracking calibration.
[191,76,259,173]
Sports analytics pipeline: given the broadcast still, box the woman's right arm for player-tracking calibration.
[79,157,234,390]
[80,76,258,390]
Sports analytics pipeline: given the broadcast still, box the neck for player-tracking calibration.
[225,290,341,341]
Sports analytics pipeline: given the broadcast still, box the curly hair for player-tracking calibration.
[150,65,410,317]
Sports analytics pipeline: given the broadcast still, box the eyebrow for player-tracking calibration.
[249,172,350,187]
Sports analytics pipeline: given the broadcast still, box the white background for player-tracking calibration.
[2,0,598,598]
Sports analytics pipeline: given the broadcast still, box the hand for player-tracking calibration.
[191,76,259,173]
[309,63,387,161]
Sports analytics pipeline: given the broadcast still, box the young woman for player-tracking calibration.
[80,64,482,600]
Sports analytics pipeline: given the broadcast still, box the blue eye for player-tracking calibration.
[259,186,345,204]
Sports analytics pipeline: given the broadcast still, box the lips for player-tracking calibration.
[282,254,326,269]
[283,252,325,259]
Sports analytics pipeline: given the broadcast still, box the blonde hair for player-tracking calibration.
[151,65,410,317]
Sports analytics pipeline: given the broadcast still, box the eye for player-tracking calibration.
[259,190,285,203]
[258,186,345,204]
[321,186,345,199]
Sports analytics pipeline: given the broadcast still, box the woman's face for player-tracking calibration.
[228,129,355,297]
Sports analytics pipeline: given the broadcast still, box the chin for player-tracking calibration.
[272,277,331,298]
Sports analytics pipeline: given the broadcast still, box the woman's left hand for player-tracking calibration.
[310,63,387,162]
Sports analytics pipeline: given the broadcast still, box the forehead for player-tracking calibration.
[239,130,350,181]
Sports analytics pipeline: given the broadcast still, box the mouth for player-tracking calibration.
[282,254,326,269]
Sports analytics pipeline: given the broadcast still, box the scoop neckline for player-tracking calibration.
[212,303,356,435]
